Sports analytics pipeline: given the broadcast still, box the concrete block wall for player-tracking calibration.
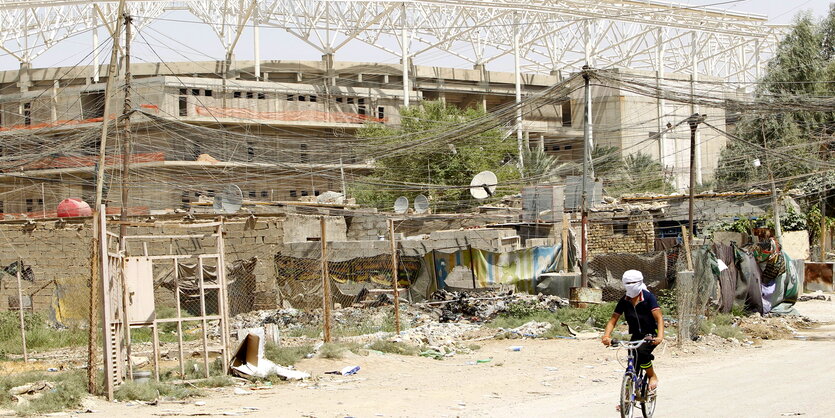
[0,222,93,322]
[346,214,388,241]
[0,212,359,319]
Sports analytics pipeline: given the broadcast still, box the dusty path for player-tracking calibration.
[90,298,835,418]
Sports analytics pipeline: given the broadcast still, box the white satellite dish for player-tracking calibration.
[394,196,409,214]
[470,171,498,199]
[220,184,243,214]
[414,194,429,214]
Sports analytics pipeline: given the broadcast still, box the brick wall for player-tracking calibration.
[588,212,654,257]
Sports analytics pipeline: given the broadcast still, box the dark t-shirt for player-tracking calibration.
[614,289,660,338]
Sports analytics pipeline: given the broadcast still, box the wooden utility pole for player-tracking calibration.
[562,213,570,272]
[388,219,401,334]
[580,66,591,287]
[119,13,133,238]
[687,113,704,238]
[88,0,127,394]
[681,225,693,271]
[16,258,28,362]
[821,196,827,261]
[320,217,332,342]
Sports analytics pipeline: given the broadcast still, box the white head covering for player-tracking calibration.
[622,269,648,298]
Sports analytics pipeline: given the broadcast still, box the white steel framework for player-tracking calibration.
[0,0,784,83]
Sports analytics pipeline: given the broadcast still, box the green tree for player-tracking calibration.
[351,101,519,210]
[716,9,835,189]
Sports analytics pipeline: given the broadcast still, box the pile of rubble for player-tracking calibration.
[737,314,813,340]
[230,308,321,331]
[422,289,567,323]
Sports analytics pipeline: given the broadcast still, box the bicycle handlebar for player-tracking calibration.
[610,335,654,349]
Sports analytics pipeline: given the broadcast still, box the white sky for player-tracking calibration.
[0,0,831,72]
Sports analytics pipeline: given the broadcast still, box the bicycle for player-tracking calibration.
[611,335,657,418]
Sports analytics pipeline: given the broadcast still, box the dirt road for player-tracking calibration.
[92,298,835,418]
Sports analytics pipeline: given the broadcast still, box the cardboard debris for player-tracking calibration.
[230,328,310,381]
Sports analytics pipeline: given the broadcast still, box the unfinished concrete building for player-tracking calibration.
[0,60,727,216]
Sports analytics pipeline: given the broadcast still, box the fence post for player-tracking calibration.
[16,258,28,362]
[320,217,332,342]
[681,225,693,271]
[562,213,570,272]
[388,219,401,334]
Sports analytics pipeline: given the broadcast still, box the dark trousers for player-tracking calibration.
[631,334,657,369]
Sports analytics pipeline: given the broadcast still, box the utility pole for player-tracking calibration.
[580,65,591,287]
[119,13,132,245]
[339,157,347,199]
[88,0,126,395]
[687,113,705,238]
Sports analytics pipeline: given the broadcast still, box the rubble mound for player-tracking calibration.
[398,322,483,347]
[425,289,566,323]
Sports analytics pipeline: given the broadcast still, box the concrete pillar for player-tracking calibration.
[401,2,409,107]
[253,15,261,80]
[17,62,32,92]
[92,9,100,83]
[51,80,59,122]
[514,11,524,173]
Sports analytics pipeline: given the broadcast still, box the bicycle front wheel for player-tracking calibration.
[620,372,635,418]
[641,388,656,418]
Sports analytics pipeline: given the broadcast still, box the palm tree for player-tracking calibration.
[522,147,577,184]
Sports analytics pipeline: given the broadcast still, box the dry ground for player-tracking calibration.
[84,297,835,418]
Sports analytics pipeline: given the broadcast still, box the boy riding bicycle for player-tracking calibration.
[601,270,664,391]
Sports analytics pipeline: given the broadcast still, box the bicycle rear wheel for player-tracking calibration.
[620,372,635,418]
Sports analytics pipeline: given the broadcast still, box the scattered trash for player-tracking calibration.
[780,413,805,416]
[419,349,445,360]
[560,322,578,336]
[476,358,492,364]
[194,401,206,406]
[46,368,59,372]
[545,367,559,372]
[230,330,311,381]
[508,346,523,352]
[505,321,553,338]
[233,388,250,395]
[326,366,361,376]
[9,381,54,405]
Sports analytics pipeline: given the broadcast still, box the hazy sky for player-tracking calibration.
[0,0,831,71]
[689,0,829,24]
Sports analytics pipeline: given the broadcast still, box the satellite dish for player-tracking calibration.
[212,193,224,212]
[220,184,243,214]
[414,194,429,214]
[470,171,498,199]
[394,196,409,214]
